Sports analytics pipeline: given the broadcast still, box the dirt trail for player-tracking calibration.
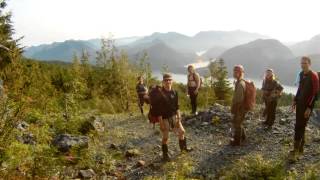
[103,105,320,179]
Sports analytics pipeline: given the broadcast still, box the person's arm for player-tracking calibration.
[307,72,319,109]
[276,81,284,96]
[196,73,201,90]
[175,91,181,119]
[294,73,301,103]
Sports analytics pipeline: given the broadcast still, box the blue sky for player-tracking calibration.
[7,0,320,46]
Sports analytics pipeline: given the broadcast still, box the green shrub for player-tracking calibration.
[221,154,286,180]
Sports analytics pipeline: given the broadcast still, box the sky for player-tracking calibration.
[7,0,320,46]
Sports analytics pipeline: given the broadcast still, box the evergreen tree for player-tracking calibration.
[138,50,152,86]
[209,58,232,105]
[0,0,21,70]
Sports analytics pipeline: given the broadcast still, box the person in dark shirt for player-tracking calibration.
[159,73,192,161]
[136,76,148,115]
[261,69,284,128]
[290,56,319,162]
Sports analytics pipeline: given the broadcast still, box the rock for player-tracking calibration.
[16,121,29,131]
[16,133,36,145]
[52,134,89,152]
[279,118,287,125]
[213,103,224,110]
[201,122,209,126]
[91,116,105,132]
[95,153,105,164]
[79,169,96,179]
[79,116,105,134]
[125,149,140,158]
[102,176,117,180]
[109,143,119,150]
[136,160,146,167]
[313,137,320,142]
[306,127,311,132]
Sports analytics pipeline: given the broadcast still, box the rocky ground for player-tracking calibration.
[97,104,320,179]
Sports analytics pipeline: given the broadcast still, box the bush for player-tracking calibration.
[221,154,286,180]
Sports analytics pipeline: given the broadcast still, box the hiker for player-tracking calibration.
[290,56,319,162]
[262,69,284,128]
[230,65,248,146]
[159,73,192,161]
[187,65,201,115]
[136,76,148,115]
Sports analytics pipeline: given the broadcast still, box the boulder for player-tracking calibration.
[79,169,96,179]
[52,134,89,152]
[125,149,141,158]
[16,121,30,131]
[16,133,36,145]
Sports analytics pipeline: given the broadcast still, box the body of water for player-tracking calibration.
[153,60,298,95]
[153,71,297,95]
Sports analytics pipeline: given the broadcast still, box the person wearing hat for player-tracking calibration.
[159,73,192,161]
[230,65,247,146]
[187,65,201,115]
[261,69,284,128]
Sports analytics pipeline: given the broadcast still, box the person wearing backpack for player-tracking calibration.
[289,56,319,162]
[136,76,148,115]
[230,65,256,146]
[262,69,284,128]
[159,73,192,162]
[187,65,201,115]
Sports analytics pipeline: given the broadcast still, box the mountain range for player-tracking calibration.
[23,31,320,85]
[23,30,269,65]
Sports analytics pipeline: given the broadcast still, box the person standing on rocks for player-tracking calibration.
[160,73,192,161]
[230,65,247,146]
[290,56,319,162]
[187,65,201,115]
[136,76,148,115]
[262,69,284,128]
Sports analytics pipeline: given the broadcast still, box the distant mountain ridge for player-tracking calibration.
[24,30,269,60]
[23,31,320,86]
[290,34,320,56]
[197,39,296,85]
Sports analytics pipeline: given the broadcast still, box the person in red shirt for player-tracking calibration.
[290,56,319,162]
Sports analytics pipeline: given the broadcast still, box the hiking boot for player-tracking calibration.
[179,138,193,152]
[299,145,304,155]
[162,144,170,162]
[241,129,246,141]
[299,139,305,155]
[230,130,242,146]
[289,140,302,163]
[229,139,241,146]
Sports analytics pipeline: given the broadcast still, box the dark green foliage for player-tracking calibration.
[208,58,232,105]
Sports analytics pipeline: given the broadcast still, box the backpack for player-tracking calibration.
[146,85,162,125]
[243,80,256,111]
[317,72,320,92]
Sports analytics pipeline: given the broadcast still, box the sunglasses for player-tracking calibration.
[164,79,172,82]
